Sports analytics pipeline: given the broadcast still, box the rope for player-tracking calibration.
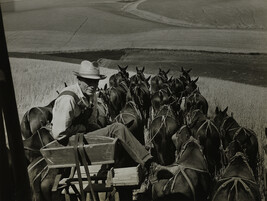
[146,105,174,146]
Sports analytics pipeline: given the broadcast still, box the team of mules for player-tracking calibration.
[21,65,262,201]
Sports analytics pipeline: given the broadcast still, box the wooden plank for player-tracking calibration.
[41,137,117,168]
[112,165,142,186]
[52,174,62,192]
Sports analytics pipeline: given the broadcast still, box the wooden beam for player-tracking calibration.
[0,6,31,201]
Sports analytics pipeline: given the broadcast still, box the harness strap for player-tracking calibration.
[220,117,239,136]
[212,177,256,201]
[115,113,136,125]
[74,134,86,201]
[195,120,220,142]
[163,165,198,201]
[77,133,97,201]
[180,167,196,201]
[146,115,166,146]
[58,90,80,103]
[128,101,143,121]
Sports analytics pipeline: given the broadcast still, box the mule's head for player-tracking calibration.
[169,77,185,96]
[158,68,170,81]
[136,66,145,78]
[129,84,151,117]
[172,125,192,154]
[183,77,198,96]
[185,108,206,128]
[213,106,228,128]
[151,89,172,115]
[97,84,109,103]
[183,91,208,115]
[180,67,192,85]
[118,65,129,79]
[225,140,243,164]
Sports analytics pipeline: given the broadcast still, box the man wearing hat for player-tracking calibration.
[51,60,153,166]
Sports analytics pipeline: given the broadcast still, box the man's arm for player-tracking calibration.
[51,95,77,139]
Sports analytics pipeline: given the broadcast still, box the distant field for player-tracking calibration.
[10,58,267,140]
[138,0,267,29]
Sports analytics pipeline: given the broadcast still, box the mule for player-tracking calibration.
[151,128,211,201]
[114,101,144,144]
[214,107,259,177]
[21,100,55,140]
[214,107,239,148]
[130,67,145,84]
[105,81,129,120]
[150,68,170,94]
[212,142,260,201]
[179,67,192,86]
[109,65,129,87]
[96,86,111,127]
[181,89,208,115]
[168,77,185,98]
[151,88,173,118]
[149,105,181,165]
[23,127,65,201]
[182,77,199,97]
[128,82,151,127]
[186,109,222,176]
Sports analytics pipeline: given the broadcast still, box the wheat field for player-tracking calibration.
[10,57,267,144]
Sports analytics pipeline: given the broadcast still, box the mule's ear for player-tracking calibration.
[166,69,170,74]
[159,68,162,73]
[64,82,68,87]
[125,65,128,70]
[104,83,108,90]
[146,75,151,82]
[223,106,228,114]
[181,67,185,73]
[118,65,122,71]
[193,77,199,83]
[142,66,145,73]
[136,66,139,72]
[215,106,220,114]
[186,68,192,73]
[56,90,60,95]
[125,119,135,128]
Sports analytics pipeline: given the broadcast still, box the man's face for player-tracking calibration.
[79,77,99,97]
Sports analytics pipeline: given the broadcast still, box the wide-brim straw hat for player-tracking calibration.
[73,60,107,80]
